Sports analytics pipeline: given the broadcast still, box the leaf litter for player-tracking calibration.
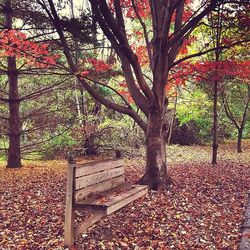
[0,143,249,249]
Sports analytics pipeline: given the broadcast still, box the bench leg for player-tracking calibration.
[64,207,75,248]
[75,210,105,238]
[65,163,75,247]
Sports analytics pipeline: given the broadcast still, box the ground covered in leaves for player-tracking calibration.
[0,141,249,249]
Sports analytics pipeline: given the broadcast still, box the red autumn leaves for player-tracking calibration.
[1,23,248,106]
[0,29,59,68]
[79,58,113,78]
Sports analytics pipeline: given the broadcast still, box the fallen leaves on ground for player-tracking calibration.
[0,161,66,249]
[81,162,249,250]
[0,144,249,250]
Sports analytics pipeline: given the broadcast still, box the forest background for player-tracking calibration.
[0,0,249,183]
[0,0,250,249]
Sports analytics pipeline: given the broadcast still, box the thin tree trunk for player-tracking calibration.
[237,128,243,153]
[4,0,22,168]
[80,89,86,124]
[3,137,8,161]
[212,80,218,165]
[74,80,83,124]
[167,92,178,145]
[70,0,83,126]
[211,6,222,165]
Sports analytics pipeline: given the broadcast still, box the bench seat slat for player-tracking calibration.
[75,166,124,190]
[76,185,148,214]
[74,159,124,178]
[106,185,148,214]
[74,175,125,202]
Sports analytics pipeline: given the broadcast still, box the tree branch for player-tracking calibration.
[172,39,250,68]
[38,0,147,132]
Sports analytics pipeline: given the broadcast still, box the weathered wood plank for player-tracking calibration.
[75,166,124,190]
[64,164,75,248]
[77,185,148,211]
[74,211,106,238]
[75,175,125,202]
[75,159,124,178]
[104,185,147,206]
[65,158,148,247]
[106,186,148,214]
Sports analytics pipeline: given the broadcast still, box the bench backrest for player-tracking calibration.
[69,159,124,202]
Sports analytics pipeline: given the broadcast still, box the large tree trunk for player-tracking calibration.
[140,108,171,189]
[237,128,243,153]
[7,57,22,168]
[4,0,22,168]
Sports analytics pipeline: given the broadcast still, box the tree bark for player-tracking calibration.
[211,6,222,166]
[7,66,22,168]
[41,0,221,189]
[167,92,178,145]
[140,108,171,189]
[4,0,22,168]
[237,128,243,153]
[212,80,218,165]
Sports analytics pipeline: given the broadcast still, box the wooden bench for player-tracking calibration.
[64,158,148,247]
